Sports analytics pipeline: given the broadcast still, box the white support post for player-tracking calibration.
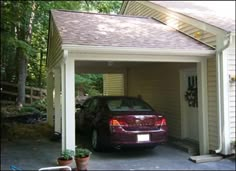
[47,71,54,126]
[61,50,76,152]
[54,68,61,133]
[221,49,231,155]
[197,59,209,154]
[61,62,65,151]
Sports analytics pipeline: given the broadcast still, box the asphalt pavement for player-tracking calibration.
[1,134,235,170]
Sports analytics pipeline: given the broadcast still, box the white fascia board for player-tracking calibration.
[62,44,215,58]
[70,53,205,63]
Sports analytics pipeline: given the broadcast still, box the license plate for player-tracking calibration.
[137,134,150,142]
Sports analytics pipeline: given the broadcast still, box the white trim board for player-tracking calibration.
[62,44,215,57]
[69,53,214,64]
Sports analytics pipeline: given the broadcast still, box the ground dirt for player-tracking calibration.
[1,122,53,141]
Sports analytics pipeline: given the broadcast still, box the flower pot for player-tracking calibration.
[75,156,90,171]
[57,157,73,166]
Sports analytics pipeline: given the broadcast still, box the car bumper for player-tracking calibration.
[110,129,168,147]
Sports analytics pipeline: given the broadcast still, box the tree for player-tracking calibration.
[1,1,38,105]
[75,74,103,96]
[1,1,122,106]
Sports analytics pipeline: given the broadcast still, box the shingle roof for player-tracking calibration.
[51,10,212,50]
[150,1,235,33]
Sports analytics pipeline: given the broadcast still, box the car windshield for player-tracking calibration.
[106,98,153,112]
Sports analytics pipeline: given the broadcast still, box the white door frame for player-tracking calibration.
[180,59,209,154]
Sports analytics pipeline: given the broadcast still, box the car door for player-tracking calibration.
[83,98,99,131]
[77,98,92,131]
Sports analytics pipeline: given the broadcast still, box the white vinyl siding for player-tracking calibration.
[124,1,217,48]
[207,57,218,150]
[227,37,236,143]
[103,74,124,96]
[127,63,195,138]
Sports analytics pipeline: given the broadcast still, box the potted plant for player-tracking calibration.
[74,147,92,171]
[57,149,74,166]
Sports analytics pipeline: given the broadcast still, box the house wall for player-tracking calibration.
[127,63,195,138]
[47,16,63,69]
[122,0,234,153]
[103,74,124,96]
[228,35,236,143]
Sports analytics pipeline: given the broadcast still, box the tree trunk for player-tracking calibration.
[38,51,43,88]
[16,2,36,106]
[17,48,27,106]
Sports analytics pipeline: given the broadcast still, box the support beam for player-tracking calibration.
[54,68,61,133]
[197,59,209,154]
[221,49,231,155]
[61,50,76,151]
[47,71,54,126]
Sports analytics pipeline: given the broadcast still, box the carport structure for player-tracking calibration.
[47,10,215,155]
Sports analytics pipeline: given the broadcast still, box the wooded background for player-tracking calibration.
[1,1,122,106]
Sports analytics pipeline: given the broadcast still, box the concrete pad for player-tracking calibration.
[189,154,223,163]
[1,136,235,170]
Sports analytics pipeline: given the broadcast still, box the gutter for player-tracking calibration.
[215,32,231,154]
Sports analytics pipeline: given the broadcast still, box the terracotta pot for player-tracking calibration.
[75,156,90,171]
[57,157,73,166]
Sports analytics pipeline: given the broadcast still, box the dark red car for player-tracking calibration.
[76,96,168,151]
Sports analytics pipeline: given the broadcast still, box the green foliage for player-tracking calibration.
[75,147,92,158]
[60,149,75,160]
[31,98,47,112]
[86,1,123,13]
[75,74,103,96]
[19,106,41,115]
[19,98,47,114]
[1,1,122,94]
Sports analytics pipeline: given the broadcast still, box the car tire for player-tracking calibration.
[91,129,102,151]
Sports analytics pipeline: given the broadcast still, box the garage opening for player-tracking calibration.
[75,61,199,154]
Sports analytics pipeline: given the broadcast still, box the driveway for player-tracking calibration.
[1,134,235,170]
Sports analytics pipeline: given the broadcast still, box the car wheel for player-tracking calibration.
[92,129,102,151]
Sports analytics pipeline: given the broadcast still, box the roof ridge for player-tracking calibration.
[51,9,151,20]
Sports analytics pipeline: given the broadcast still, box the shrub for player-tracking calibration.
[75,147,92,158]
[60,149,74,160]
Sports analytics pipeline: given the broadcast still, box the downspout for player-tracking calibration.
[215,32,231,154]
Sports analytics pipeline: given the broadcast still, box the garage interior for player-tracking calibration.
[75,60,199,155]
